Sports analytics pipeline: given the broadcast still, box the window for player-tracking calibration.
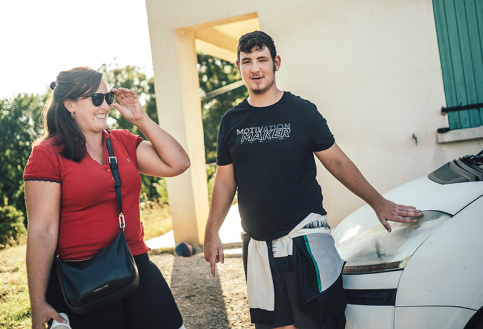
[433,0,483,130]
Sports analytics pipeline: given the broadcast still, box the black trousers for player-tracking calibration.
[47,253,183,329]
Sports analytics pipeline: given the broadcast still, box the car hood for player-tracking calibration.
[333,175,483,246]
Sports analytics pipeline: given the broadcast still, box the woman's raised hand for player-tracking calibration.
[110,88,148,128]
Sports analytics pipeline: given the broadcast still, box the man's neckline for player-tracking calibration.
[246,91,285,108]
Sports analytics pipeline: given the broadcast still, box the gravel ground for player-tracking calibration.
[149,249,255,329]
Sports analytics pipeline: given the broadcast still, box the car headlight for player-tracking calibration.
[337,211,451,274]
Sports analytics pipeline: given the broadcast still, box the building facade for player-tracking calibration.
[145,0,483,245]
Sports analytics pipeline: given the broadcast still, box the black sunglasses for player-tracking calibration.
[86,92,115,107]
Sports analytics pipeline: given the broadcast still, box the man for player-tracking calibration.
[204,31,421,329]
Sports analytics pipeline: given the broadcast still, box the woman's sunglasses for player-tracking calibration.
[87,92,115,107]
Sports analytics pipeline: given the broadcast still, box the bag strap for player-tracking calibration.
[105,136,125,230]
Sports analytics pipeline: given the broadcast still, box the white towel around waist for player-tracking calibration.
[246,213,331,311]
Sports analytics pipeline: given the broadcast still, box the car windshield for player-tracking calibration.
[337,211,451,273]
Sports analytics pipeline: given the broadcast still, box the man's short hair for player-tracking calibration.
[237,31,277,61]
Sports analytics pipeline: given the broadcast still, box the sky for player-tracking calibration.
[0,0,154,100]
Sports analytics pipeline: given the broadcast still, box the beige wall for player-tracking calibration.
[146,0,483,238]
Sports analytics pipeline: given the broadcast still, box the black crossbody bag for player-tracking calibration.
[56,136,140,314]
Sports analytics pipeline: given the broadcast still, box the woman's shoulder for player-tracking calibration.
[107,129,140,140]
[24,136,63,182]
[32,135,62,153]
[107,128,130,137]
[106,129,143,150]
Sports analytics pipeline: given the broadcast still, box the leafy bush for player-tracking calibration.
[154,178,170,205]
[0,205,27,249]
[139,198,172,241]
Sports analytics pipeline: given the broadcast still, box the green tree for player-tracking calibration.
[198,53,248,164]
[0,93,45,218]
[0,204,26,247]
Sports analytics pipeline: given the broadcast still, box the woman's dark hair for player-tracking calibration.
[237,31,277,62]
[40,67,103,162]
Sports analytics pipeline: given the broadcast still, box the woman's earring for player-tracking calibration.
[71,112,75,119]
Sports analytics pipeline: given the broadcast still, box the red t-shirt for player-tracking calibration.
[24,129,150,260]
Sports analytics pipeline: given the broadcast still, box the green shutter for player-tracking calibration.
[433,0,483,130]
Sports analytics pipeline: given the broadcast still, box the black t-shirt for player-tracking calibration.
[217,92,335,240]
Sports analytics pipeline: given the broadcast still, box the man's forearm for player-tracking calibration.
[315,143,421,232]
[332,157,384,208]
[315,143,384,209]
[204,171,237,275]
[205,179,237,237]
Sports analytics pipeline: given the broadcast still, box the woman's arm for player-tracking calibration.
[110,88,190,177]
[25,180,66,329]
[135,120,190,177]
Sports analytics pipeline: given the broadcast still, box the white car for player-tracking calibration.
[333,150,483,329]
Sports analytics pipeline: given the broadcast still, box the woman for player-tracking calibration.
[24,67,190,329]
